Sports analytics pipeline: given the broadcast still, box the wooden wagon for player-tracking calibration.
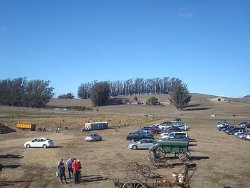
[113,162,197,188]
[148,141,191,168]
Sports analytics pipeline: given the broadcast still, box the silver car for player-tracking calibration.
[128,139,154,150]
[85,134,102,142]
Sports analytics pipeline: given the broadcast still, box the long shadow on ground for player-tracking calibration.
[190,156,209,161]
[80,174,109,183]
[0,180,31,187]
[0,154,23,159]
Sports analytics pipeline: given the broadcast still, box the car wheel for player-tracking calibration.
[26,144,31,148]
[132,145,137,150]
[43,144,47,148]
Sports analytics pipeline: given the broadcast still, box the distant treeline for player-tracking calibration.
[0,78,54,107]
[78,77,184,99]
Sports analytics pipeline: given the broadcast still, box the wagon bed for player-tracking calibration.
[157,140,189,153]
[149,141,191,168]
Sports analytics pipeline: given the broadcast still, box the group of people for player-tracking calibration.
[57,158,82,184]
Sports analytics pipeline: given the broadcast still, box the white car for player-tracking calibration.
[24,138,54,148]
[161,132,189,140]
[171,121,189,131]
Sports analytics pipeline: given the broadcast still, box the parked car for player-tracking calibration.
[126,132,154,141]
[171,121,189,131]
[139,127,153,134]
[244,123,250,128]
[161,132,189,140]
[150,125,161,134]
[217,122,229,131]
[241,132,250,140]
[24,138,54,148]
[234,129,247,136]
[237,131,248,139]
[85,134,102,142]
[222,125,234,133]
[158,122,172,130]
[161,126,182,134]
[245,134,250,141]
[128,139,154,150]
[158,135,189,142]
[236,122,248,128]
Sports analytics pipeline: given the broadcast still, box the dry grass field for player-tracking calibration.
[0,94,250,188]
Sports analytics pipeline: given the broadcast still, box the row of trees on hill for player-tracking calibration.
[58,92,74,99]
[86,78,191,109]
[0,78,54,107]
[0,76,191,110]
[78,77,183,99]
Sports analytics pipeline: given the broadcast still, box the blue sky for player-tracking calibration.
[0,0,249,98]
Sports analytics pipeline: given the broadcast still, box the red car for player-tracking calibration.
[241,132,250,140]
[245,123,250,128]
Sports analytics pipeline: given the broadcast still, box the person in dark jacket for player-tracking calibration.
[58,162,67,184]
[77,160,82,181]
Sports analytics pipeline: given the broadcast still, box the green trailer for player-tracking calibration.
[157,140,189,153]
[148,141,191,168]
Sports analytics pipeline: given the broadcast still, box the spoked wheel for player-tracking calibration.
[126,162,140,178]
[177,152,190,163]
[155,158,171,168]
[122,179,146,188]
[155,147,165,158]
[140,165,151,177]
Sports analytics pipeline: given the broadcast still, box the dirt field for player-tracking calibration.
[1,95,250,188]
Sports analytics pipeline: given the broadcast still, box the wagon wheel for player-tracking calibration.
[185,151,192,159]
[177,152,190,163]
[144,155,154,165]
[122,179,146,188]
[126,162,140,178]
[140,164,151,177]
[155,147,165,158]
[164,158,172,168]
[148,152,159,168]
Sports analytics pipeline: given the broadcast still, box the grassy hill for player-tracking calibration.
[1,93,250,131]
[47,93,218,107]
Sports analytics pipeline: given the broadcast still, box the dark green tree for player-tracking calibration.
[90,82,110,106]
[58,92,74,99]
[25,80,54,107]
[134,96,138,102]
[169,82,191,110]
[0,78,54,107]
[146,96,159,106]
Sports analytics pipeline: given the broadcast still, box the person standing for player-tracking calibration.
[66,158,73,178]
[58,162,67,184]
[57,158,63,178]
[57,158,63,169]
[77,160,82,182]
[72,158,80,184]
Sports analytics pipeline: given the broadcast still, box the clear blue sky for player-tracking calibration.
[1,0,249,98]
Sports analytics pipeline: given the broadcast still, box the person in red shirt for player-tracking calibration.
[72,158,79,184]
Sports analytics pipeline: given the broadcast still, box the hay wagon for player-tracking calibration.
[148,141,191,168]
[113,162,197,188]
